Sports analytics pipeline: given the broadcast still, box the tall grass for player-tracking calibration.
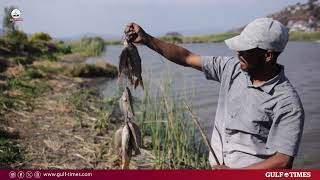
[68,88,113,133]
[70,37,106,56]
[130,70,210,169]
[0,136,22,168]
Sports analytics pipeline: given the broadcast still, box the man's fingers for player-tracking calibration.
[124,23,133,33]
[126,31,135,36]
[125,22,136,32]
[127,34,138,42]
[124,22,141,42]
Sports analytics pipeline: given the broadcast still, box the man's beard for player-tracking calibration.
[246,63,265,76]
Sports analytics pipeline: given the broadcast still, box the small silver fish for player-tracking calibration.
[113,122,142,169]
[121,124,132,169]
[113,126,123,156]
[118,40,144,89]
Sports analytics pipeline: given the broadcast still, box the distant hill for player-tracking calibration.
[268,0,320,32]
[232,0,320,32]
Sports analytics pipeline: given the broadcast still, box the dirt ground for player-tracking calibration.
[1,74,155,169]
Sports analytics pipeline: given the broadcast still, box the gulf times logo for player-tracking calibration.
[10,8,23,22]
[265,171,311,178]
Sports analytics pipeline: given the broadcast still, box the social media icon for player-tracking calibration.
[17,171,25,178]
[34,171,41,178]
[26,171,33,178]
[9,171,16,178]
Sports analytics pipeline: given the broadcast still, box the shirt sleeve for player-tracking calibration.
[266,104,305,157]
[201,56,234,82]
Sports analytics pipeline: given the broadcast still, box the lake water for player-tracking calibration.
[87,42,320,169]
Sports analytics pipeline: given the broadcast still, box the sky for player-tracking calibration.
[0,0,308,39]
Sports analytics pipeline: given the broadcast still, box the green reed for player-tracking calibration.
[133,68,210,169]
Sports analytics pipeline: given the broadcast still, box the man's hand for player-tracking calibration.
[242,152,293,169]
[124,22,202,71]
[124,23,149,44]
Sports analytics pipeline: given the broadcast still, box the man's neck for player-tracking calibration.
[250,64,281,86]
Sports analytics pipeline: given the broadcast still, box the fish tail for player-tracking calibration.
[134,79,144,90]
[140,79,144,90]
[121,154,131,169]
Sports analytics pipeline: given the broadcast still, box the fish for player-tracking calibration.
[113,122,142,169]
[119,87,134,120]
[113,126,123,156]
[127,121,142,155]
[113,122,142,156]
[118,43,133,84]
[113,121,142,169]
[121,124,132,169]
[118,40,144,89]
[114,86,143,169]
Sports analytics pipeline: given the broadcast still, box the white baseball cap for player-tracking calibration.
[225,18,289,52]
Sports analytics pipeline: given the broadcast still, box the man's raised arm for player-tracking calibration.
[125,23,202,71]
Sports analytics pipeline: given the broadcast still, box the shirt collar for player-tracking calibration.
[244,65,285,94]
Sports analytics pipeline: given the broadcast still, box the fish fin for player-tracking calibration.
[121,148,132,169]
[140,79,144,90]
[133,147,141,156]
[134,80,138,89]
[134,79,144,90]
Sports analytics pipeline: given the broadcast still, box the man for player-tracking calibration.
[124,18,304,169]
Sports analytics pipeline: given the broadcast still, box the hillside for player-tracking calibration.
[268,0,320,32]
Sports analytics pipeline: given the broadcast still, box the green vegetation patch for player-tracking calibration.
[0,137,22,168]
[66,61,118,78]
[181,32,240,43]
[289,32,320,41]
[68,89,112,131]
[8,76,52,98]
[133,75,210,169]
[70,37,106,56]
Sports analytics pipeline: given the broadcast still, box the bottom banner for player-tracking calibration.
[0,170,319,180]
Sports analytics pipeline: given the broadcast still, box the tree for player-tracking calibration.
[2,6,17,32]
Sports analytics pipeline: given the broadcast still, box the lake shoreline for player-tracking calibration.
[104,31,320,45]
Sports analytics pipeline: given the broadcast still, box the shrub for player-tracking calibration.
[30,32,52,42]
[70,36,105,56]
[66,61,117,78]
[55,41,72,54]
[3,30,28,53]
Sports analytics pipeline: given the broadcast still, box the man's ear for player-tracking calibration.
[265,50,274,63]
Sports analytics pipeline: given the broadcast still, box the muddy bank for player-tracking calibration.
[0,56,155,169]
